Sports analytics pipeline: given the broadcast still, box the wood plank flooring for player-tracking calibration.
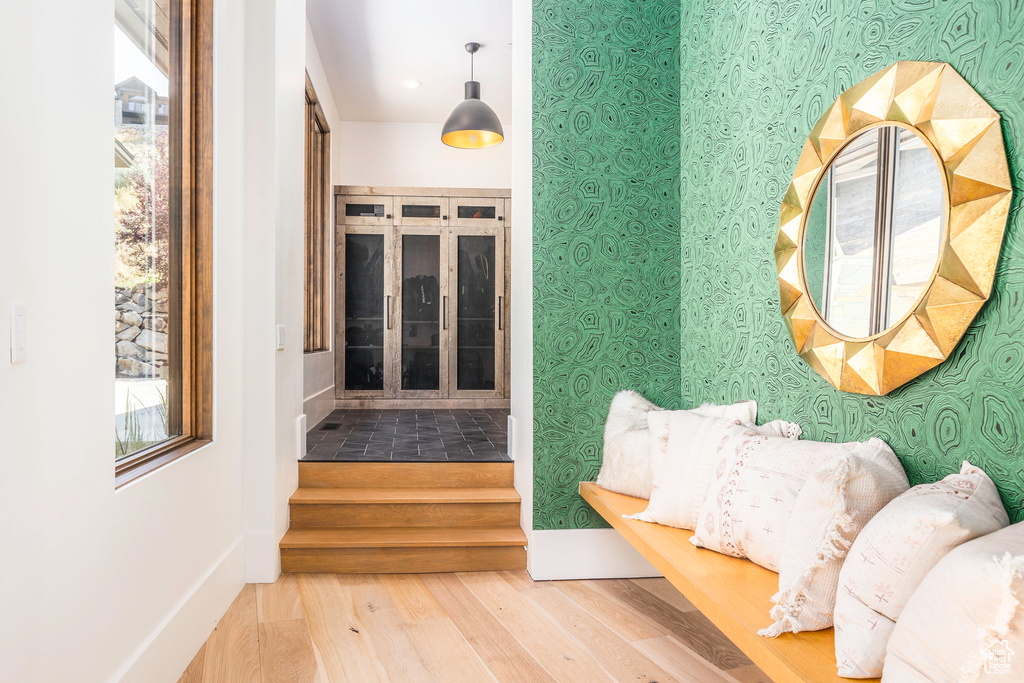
[178,572,771,683]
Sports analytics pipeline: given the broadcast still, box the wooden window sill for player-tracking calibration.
[115,437,212,489]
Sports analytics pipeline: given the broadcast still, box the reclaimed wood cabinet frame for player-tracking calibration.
[334,186,510,409]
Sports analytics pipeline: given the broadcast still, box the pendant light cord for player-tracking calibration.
[471,50,475,81]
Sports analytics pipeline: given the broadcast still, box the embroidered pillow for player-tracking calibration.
[833,462,1009,679]
[691,428,891,573]
[595,390,756,499]
[883,522,1024,683]
[627,412,801,530]
[759,443,908,637]
[645,401,758,490]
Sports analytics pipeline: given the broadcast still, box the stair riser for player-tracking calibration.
[282,546,527,573]
[298,462,514,488]
[289,502,521,528]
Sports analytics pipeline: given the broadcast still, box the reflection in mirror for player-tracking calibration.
[802,125,944,338]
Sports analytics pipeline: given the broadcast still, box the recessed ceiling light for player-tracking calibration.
[403,80,422,89]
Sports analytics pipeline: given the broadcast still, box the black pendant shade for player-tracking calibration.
[441,43,504,149]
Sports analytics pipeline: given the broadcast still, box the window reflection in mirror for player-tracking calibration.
[802,125,945,338]
[887,129,944,329]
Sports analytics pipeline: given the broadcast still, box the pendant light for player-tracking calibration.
[441,42,504,149]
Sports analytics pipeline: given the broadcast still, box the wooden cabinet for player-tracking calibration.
[335,186,510,408]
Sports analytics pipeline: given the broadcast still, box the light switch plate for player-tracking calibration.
[276,324,286,350]
[10,302,26,364]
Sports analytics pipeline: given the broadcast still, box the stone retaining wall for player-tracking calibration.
[115,283,169,378]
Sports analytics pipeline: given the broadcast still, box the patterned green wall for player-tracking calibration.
[678,0,1024,521]
[532,0,682,529]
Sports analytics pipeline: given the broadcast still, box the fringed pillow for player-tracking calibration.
[833,462,1009,679]
[595,390,756,499]
[759,442,907,637]
[691,431,893,574]
[883,522,1024,682]
[627,412,800,530]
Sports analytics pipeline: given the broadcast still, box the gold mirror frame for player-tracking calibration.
[776,61,1012,395]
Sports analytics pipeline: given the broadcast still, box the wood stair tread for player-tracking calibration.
[289,486,521,505]
[280,526,527,549]
[299,461,513,488]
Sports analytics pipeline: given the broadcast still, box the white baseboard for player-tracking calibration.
[117,536,246,683]
[303,385,335,428]
[527,528,662,580]
[245,530,281,583]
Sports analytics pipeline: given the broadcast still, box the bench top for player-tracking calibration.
[579,482,878,683]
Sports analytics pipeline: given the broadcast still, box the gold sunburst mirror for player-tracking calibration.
[776,61,1011,395]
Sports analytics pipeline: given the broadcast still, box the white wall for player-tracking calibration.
[334,120,513,189]
[303,21,342,429]
[510,0,534,561]
[240,0,308,584]
[0,0,251,680]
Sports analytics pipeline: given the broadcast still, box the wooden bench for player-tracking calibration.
[580,482,878,683]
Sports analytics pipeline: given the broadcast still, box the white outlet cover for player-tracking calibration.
[276,324,286,350]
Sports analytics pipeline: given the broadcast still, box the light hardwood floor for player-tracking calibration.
[178,572,771,683]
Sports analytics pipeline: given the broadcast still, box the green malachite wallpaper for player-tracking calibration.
[533,0,1024,530]
[532,0,682,529]
[678,0,1024,521]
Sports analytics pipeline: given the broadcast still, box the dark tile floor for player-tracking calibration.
[303,409,510,462]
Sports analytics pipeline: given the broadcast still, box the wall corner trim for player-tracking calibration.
[527,528,662,580]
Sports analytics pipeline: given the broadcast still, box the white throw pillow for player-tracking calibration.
[691,429,893,573]
[759,443,908,637]
[595,390,756,499]
[628,412,800,530]
[883,522,1024,683]
[834,462,1009,679]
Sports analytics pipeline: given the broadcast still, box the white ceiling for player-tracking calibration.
[306,0,513,124]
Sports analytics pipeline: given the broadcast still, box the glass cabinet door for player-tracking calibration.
[449,227,505,397]
[338,194,394,227]
[450,197,506,228]
[342,231,388,394]
[396,196,449,227]
[397,229,447,396]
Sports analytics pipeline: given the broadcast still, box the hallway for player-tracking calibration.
[177,571,768,682]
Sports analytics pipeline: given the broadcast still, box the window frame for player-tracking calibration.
[114,0,214,488]
[304,73,332,354]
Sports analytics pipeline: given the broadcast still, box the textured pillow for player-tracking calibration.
[834,462,1009,679]
[645,401,759,488]
[595,390,756,499]
[884,522,1024,683]
[627,412,801,530]
[691,429,893,573]
[759,442,908,637]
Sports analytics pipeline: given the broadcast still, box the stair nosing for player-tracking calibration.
[289,486,522,505]
[280,526,528,549]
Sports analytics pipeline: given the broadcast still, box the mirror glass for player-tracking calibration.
[802,125,945,338]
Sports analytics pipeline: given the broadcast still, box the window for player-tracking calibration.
[114,0,212,486]
[305,74,331,353]
[817,125,944,337]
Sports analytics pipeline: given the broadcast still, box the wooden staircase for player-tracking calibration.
[281,462,527,573]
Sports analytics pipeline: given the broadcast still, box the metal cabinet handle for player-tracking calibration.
[498,296,503,330]
[386,295,392,329]
[442,296,448,330]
